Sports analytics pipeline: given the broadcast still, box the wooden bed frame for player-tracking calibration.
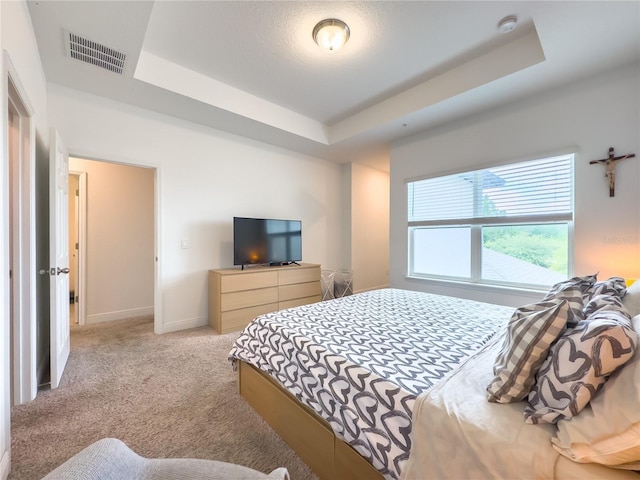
[238,361,384,480]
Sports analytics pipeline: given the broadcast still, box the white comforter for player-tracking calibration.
[402,331,638,480]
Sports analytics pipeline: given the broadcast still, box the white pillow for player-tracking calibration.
[551,314,640,469]
[623,280,640,317]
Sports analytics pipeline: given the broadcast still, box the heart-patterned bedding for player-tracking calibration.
[228,288,514,479]
[525,277,637,424]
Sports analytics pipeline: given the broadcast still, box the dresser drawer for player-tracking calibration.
[221,287,278,311]
[279,266,320,286]
[279,295,321,310]
[220,271,278,293]
[279,281,321,302]
[220,303,279,333]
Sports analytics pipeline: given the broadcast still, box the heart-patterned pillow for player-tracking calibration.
[551,336,592,382]
[584,293,628,318]
[586,276,628,300]
[524,310,637,424]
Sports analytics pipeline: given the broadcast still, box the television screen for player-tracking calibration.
[233,217,302,266]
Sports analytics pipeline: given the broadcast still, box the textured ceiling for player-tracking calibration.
[27,1,640,172]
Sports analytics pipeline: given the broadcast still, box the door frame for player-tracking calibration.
[5,52,37,406]
[66,155,162,333]
[0,48,11,480]
[68,170,87,326]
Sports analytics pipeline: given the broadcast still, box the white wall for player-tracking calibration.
[48,84,346,333]
[349,163,390,292]
[390,62,640,307]
[69,158,155,323]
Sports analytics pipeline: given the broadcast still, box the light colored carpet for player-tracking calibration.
[9,317,317,480]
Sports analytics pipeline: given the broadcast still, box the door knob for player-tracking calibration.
[57,267,70,275]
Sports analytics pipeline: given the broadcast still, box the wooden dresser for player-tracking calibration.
[208,263,321,334]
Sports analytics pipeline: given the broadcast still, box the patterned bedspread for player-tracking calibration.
[228,288,514,479]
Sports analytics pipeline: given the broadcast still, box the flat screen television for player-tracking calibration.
[233,217,302,267]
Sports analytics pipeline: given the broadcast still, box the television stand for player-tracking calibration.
[208,263,321,333]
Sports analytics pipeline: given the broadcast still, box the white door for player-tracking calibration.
[49,130,70,389]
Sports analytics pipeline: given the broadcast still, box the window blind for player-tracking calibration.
[408,155,573,223]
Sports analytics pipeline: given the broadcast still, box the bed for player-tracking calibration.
[228,282,640,480]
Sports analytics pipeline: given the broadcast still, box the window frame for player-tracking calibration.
[406,155,574,290]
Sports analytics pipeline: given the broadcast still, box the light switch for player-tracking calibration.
[181,239,189,249]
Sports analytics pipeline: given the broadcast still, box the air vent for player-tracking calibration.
[65,31,126,75]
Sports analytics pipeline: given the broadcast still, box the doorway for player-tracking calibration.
[67,172,86,326]
[68,158,155,328]
[68,173,78,326]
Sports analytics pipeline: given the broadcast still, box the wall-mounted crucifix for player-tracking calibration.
[589,147,636,197]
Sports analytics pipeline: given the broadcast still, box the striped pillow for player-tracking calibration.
[543,284,585,327]
[487,299,570,403]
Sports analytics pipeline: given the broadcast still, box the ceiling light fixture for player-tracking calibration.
[313,18,350,52]
[497,16,518,34]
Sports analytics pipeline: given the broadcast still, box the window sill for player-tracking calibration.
[405,275,548,302]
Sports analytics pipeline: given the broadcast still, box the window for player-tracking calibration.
[407,154,573,288]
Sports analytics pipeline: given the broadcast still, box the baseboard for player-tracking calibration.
[85,306,154,325]
[158,316,208,334]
